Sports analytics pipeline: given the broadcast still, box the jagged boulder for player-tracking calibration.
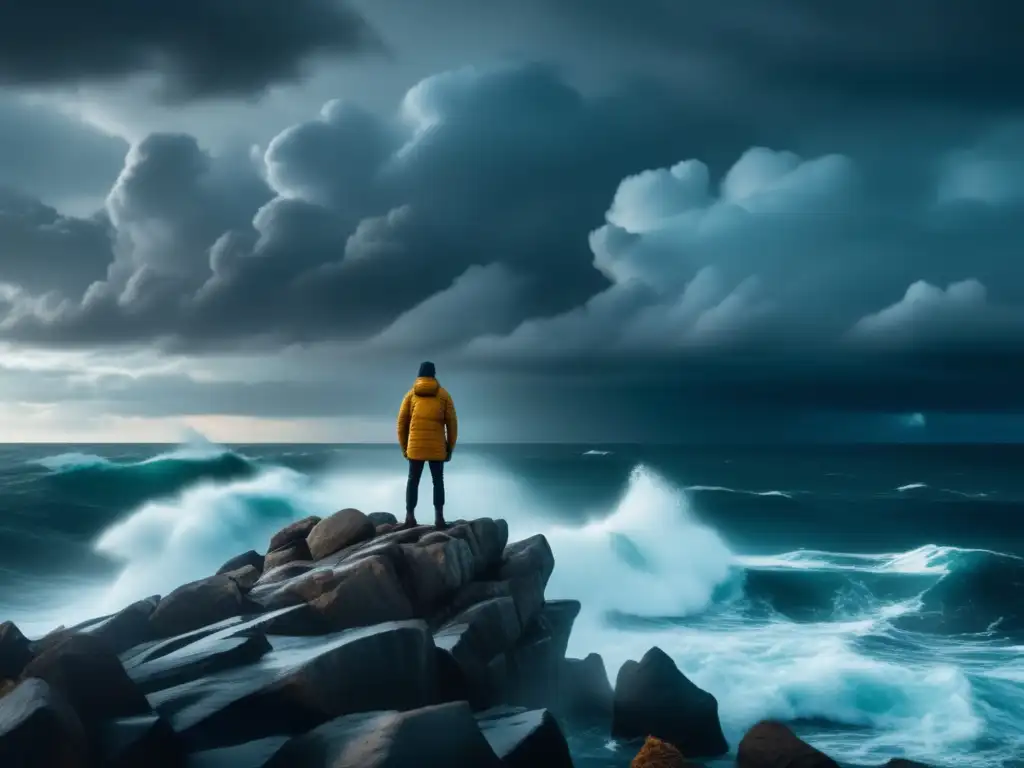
[560,653,613,723]
[269,516,322,552]
[631,736,687,768]
[127,634,272,694]
[149,574,255,638]
[264,540,311,572]
[82,597,160,655]
[613,647,727,758]
[446,518,509,576]
[20,634,153,761]
[308,555,414,632]
[100,713,186,768]
[401,537,476,613]
[500,535,555,591]
[306,509,375,561]
[0,622,33,679]
[0,678,88,768]
[186,736,290,768]
[367,512,398,527]
[477,706,574,768]
[216,550,264,576]
[265,702,502,767]
[737,721,838,768]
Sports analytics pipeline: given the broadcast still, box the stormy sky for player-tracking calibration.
[0,0,1022,442]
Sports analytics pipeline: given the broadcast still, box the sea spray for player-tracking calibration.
[12,445,1017,767]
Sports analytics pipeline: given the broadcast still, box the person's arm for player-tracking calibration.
[397,393,412,456]
[444,394,458,457]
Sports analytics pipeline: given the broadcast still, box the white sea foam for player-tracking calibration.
[31,453,1001,767]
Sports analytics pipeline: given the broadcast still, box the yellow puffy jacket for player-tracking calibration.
[397,377,458,462]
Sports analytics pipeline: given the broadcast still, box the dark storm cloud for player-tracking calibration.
[1,62,1023,418]
[0,64,756,348]
[0,97,127,208]
[537,0,1024,109]
[0,190,113,295]
[0,0,378,100]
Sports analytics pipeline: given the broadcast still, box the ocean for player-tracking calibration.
[1,441,1023,767]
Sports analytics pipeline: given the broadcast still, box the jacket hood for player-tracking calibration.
[413,377,440,397]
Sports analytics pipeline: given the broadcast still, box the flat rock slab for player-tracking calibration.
[99,713,185,768]
[128,634,272,694]
[121,616,248,668]
[265,702,502,768]
[0,678,88,768]
[149,620,437,751]
[186,736,290,768]
[476,707,574,768]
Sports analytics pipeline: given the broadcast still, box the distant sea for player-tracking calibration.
[2,442,1023,767]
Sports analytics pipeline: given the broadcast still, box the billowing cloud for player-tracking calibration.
[533,0,1024,109]
[0,63,746,349]
[0,63,1023,420]
[0,96,127,211]
[0,0,378,101]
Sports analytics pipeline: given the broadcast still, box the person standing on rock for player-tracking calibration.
[397,361,458,530]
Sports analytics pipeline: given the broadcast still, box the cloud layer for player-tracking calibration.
[1,63,1023,419]
[0,0,377,100]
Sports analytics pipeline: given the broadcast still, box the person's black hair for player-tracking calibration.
[418,361,436,378]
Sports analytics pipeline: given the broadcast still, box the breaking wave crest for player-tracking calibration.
[16,450,1024,767]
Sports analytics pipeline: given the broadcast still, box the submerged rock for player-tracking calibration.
[613,647,727,758]
[306,509,375,561]
[737,721,839,768]
[0,678,88,768]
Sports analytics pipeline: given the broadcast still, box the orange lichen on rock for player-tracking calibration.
[631,735,687,768]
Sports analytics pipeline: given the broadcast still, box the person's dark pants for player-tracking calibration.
[406,459,445,513]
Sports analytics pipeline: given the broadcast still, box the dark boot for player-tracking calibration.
[434,507,447,530]
[402,511,418,529]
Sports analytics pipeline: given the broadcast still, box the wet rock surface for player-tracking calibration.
[613,646,728,758]
[0,512,926,767]
[737,721,839,768]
